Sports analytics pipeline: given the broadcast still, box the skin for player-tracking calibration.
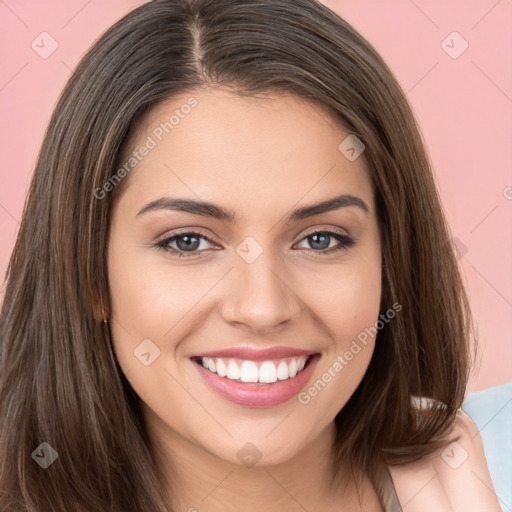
[107,87,383,511]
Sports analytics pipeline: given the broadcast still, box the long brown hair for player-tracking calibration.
[0,0,474,510]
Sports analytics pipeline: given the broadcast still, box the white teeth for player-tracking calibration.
[288,359,298,378]
[277,361,289,380]
[259,361,278,383]
[199,356,309,383]
[226,361,241,380]
[240,361,259,383]
[216,358,227,377]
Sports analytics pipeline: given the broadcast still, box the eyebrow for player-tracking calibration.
[136,193,369,223]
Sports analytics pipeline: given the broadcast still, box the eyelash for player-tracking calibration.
[154,228,356,258]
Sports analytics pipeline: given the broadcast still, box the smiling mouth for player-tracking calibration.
[190,354,316,385]
[190,352,321,408]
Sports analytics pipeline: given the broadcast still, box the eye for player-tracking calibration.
[154,230,218,258]
[294,229,356,254]
[154,228,356,258]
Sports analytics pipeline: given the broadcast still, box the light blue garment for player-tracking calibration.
[463,382,512,512]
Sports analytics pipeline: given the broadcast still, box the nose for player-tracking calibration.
[220,252,301,334]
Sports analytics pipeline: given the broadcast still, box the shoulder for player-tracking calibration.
[387,409,502,511]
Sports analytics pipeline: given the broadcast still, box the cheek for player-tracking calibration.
[106,244,207,414]
[301,254,382,348]
[338,265,382,346]
[336,262,382,370]
[106,240,226,398]
[296,256,382,413]
[108,245,213,341]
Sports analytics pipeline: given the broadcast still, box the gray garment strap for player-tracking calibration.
[381,465,403,512]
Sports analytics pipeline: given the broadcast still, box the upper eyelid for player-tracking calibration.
[155,228,220,246]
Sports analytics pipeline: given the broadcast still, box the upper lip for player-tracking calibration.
[190,346,317,361]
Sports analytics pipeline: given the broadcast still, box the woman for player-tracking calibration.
[0,0,501,510]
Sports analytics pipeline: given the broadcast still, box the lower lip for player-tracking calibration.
[191,355,320,408]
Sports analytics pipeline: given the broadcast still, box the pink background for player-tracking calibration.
[0,0,510,392]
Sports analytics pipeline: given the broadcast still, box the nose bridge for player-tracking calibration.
[221,238,300,331]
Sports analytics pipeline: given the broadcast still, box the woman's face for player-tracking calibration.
[107,87,382,466]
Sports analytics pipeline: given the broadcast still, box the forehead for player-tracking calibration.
[116,87,374,217]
